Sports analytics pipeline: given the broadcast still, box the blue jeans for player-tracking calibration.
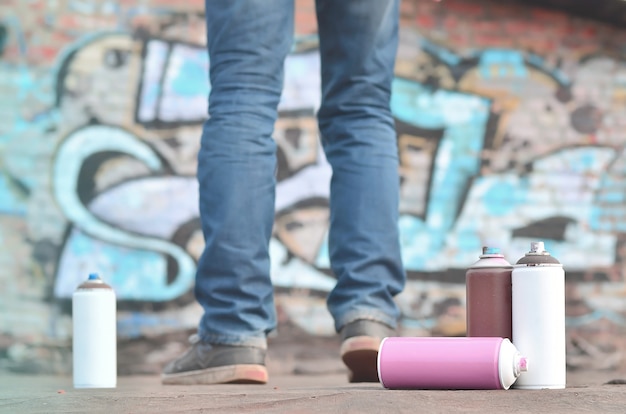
[196,0,405,349]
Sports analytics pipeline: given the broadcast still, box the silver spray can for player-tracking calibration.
[72,273,117,388]
[512,241,565,389]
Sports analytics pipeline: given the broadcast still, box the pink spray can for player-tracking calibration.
[377,337,528,390]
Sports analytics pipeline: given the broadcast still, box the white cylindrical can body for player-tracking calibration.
[72,279,117,388]
[512,264,565,389]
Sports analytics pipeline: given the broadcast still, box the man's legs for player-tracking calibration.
[315,0,406,381]
[162,0,294,384]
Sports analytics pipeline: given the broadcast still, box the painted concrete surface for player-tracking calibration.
[1,370,625,414]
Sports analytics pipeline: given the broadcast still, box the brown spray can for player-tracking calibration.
[465,247,513,340]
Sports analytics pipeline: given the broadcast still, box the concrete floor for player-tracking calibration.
[1,370,625,414]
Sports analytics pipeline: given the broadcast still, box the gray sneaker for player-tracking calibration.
[161,334,268,385]
[340,320,395,383]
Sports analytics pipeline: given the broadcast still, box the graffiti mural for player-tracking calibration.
[1,0,626,373]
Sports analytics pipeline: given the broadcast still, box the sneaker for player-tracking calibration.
[340,320,395,383]
[161,335,268,385]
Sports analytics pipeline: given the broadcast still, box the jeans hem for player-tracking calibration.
[334,309,398,333]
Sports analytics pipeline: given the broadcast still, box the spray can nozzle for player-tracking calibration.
[515,355,529,375]
[482,246,501,255]
[88,273,101,281]
[528,241,548,255]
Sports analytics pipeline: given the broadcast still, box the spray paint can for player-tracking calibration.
[512,241,565,389]
[466,246,513,340]
[72,273,117,388]
[377,337,528,390]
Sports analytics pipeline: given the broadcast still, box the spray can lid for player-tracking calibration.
[468,246,512,269]
[76,273,113,290]
[515,241,561,265]
[498,338,529,389]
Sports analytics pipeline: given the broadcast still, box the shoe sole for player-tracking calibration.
[162,364,268,385]
[340,336,381,383]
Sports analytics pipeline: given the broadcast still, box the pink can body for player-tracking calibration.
[378,337,526,390]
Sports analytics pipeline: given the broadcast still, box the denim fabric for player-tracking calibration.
[196,0,405,349]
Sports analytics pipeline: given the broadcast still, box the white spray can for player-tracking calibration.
[72,273,117,388]
[512,241,565,389]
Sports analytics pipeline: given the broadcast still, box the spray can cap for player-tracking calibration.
[498,338,528,389]
[518,356,529,373]
[516,241,561,265]
[76,273,113,290]
[481,246,502,256]
[469,246,512,269]
[88,273,102,281]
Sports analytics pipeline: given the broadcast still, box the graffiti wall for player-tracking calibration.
[1,0,625,373]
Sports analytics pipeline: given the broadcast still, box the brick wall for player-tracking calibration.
[1,0,625,374]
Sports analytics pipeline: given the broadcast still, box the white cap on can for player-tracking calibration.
[498,338,529,390]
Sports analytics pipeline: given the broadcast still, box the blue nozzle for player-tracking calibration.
[88,273,100,280]
[482,247,500,255]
